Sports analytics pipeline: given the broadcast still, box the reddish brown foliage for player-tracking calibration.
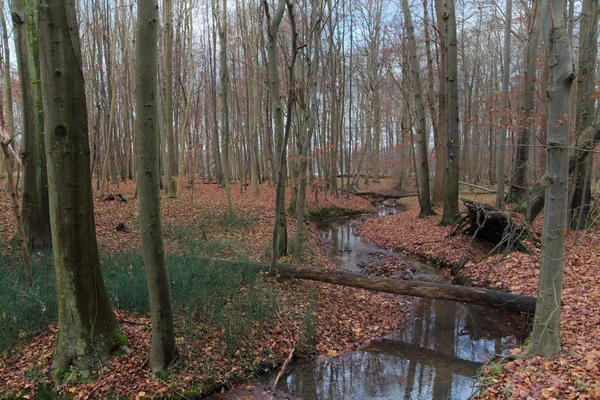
[0,181,412,398]
[360,193,600,399]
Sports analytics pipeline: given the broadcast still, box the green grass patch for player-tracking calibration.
[0,252,278,357]
[0,252,57,357]
[166,223,235,256]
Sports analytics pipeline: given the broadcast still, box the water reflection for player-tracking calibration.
[274,299,522,400]
[270,213,525,399]
[317,218,399,273]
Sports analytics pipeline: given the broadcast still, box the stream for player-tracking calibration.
[266,206,527,400]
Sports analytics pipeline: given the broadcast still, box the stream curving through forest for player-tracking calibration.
[266,205,527,399]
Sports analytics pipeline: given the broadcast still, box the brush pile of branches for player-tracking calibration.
[451,199,539,253]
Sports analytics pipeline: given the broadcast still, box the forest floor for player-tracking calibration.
[1,178,599,399]
[0,179,413,399]
[358,183,600,400]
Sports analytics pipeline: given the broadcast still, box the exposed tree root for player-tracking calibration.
[451,199,539,254]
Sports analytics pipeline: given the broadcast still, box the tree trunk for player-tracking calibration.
[293,0,321,263]
[99,0,119,198]
[38,0,120,371]
[495,0,512,209]
[433,0,447,204]
[569,0,599,229]
[10,0,52,249]
[220,0,234,216]
[507,0,540,204]
[177,9,194,198]
[265,0,288,265]
[440,0,459,225]
[248,262,537,312]
[526,0,573,356]
[1,128,32,282]
[520,111,600,223]
[164,0,177,197]
[402,0,433,217]
[135,1,176,372]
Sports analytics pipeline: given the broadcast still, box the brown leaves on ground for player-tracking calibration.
[0,180,411,398]
[360,195,600,399]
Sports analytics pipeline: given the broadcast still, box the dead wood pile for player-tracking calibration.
[451,199,539,253]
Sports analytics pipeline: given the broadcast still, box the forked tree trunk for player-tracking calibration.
[265,0,288,265]
[38,0,120,371]
[10,0,52,249]
[526,0,573,356]
[293,0,321,263]
[135,1,176,372]
[402,0,433,217]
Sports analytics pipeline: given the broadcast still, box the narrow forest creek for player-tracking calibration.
[262,205,528,399]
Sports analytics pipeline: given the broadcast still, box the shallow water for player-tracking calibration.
[269,209,526,400]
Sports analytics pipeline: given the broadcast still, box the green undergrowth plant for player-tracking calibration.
[217,211,252,231]
[103,253,279,352]
[167,223,235,256]
[1,251,280,357]
[0,252,56,356]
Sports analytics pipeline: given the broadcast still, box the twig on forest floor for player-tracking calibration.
[118,317,150,326]
[272,346,295,391]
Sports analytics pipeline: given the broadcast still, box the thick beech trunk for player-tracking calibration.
[39,0,120,370]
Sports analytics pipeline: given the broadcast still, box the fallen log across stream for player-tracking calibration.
[228,260,537,313]
[351,191,418,199]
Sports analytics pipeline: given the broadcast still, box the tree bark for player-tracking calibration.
[507,0,540,204]
[135,0,176,372]
[253,262,536,312]
[220,0,234,216]
[265,0,288,265]
[440,0,460,225]
[1,127,32,281]
[38,0,120,371]
[163,0,177,197]
[402,0,433,217]
[495,0,512,209]
[293,0,321,263]
[521,111,600,223]
[433,0,447,204]
[10,0,52,249]
[569,0,599,229]
[526,0,573,356]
